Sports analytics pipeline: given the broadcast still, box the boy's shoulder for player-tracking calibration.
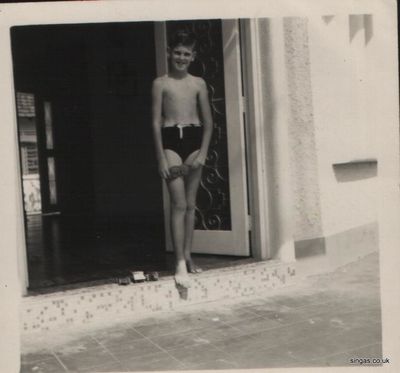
[153,74,206,90]
[153,75,168,86]
[187,74,207,90]
[188,74,205,84]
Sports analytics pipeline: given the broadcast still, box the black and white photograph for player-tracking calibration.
[0,0,399,372]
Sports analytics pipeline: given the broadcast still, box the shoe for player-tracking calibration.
[131,271,146,283]
[145,271,159,281]
[116,276,131,286]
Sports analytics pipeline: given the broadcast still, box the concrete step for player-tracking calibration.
[21,259,296,334]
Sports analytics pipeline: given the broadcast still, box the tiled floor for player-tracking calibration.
[26,213,249,293]
[21,252,382,371]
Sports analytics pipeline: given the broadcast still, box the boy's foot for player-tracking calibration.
[186,260,203,274]
[174,260,191,288]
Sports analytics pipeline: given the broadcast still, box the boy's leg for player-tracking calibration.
[164,150,191,288]
[183,151,203,274]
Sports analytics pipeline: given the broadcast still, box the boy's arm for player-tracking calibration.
[152,78,170,179]
[193,78,213,167]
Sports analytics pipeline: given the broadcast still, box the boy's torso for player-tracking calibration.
[161,74,202,127]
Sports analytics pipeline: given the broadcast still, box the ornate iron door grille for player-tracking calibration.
[167,20,232,231]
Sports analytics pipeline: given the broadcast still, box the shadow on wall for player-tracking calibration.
[333,160,377,182]
[295,237,326,259]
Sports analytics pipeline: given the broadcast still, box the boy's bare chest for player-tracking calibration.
[163,81,198,104]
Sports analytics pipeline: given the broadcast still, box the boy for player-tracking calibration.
[152,30,213,288]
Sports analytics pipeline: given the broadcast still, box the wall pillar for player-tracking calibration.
[256,18,296,262]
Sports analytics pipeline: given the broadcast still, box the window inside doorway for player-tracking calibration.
[16,92,42,215]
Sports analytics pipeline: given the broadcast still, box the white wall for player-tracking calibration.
[308,15,378,237]
[0,21,24,373]
[257,15,379,247]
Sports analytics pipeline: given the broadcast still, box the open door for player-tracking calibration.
[155,19,250,256]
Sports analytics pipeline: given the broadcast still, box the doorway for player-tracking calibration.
[12,19,252,292]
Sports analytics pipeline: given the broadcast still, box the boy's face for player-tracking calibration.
[168,44,196,73]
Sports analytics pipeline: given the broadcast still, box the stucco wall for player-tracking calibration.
[283,17,323,241]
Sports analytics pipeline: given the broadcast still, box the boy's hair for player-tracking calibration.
[168,29,197,50]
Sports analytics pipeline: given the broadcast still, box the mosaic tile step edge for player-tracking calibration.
[21,260,296,335]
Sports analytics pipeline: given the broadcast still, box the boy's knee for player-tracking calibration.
[186,202,196,212]
[172,201,187,212]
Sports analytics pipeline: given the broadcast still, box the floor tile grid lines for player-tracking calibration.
[204,338,297,369]
[127,316,253,369]
[49,335,128,372]
[273,296,338,310]
[129,308,264,346]
[286,304,379,325]
[282,322,381,363]
[289,303,382,326]
[237,291,338,312]
[162,320,248,346]
[21,351,57,365]
[20,353,69,373]
[205,310,380,364]
[206,325,306,359]
[88,333,137,371]
[130,320,202,340]
[221,308,325,336]
[129,312,256,354]
[52,348,116,372]
[187,318,258,346]
[347,342,383,357]
[174,298,263,320]
[159,341,241,370]
[50,351,69,372]
[177,294,294,320]
[119,322,189,370]
[183,317,325,363]
[254,305,382,345]
[192,331,257,361]
[163,306,262,331]
[269,290,378,308]
[258,298,382,322]
[127,312,233,339]
[23,341,111,373]
[208,329,338,367]
[300,341,383,366]
[20,357,69,373]
[22,305,381,371]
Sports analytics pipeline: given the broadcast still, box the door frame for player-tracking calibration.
[13,18,273,295]
[154,19,271,260]
[239,19,271,260]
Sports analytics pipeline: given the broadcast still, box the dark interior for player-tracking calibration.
[12,22,167,290]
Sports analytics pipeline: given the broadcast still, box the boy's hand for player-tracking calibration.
[191,154,206,169]
[158,159,170,179]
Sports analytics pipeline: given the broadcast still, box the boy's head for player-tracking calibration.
[168,29,197,51]
[167,30,197,73]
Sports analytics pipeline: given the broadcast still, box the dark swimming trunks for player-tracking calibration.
[162,124,203,162]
